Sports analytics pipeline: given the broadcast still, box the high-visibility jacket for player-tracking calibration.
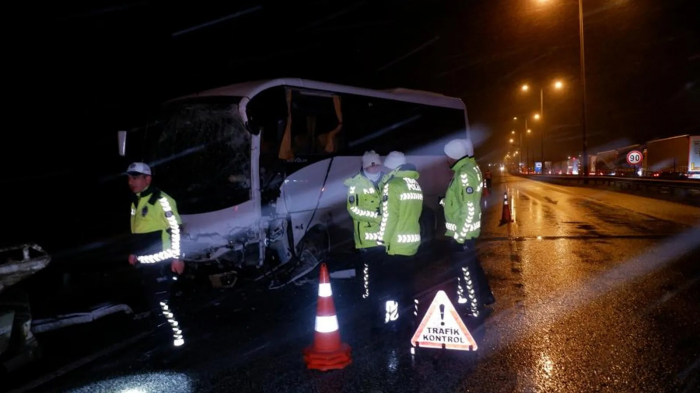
[377,166,424,256]
[130,186,183,263]
[443,156,483,243]
[344,173,382,249]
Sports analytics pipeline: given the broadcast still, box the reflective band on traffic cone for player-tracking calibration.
[499,192,513,225]
[303,263,352,371]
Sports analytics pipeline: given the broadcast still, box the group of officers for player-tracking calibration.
[121,138,494,349]
[345,139,494,332]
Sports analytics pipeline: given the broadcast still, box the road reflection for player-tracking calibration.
[65,372,193,393]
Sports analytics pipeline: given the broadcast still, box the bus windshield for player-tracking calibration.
[131,96,251,215]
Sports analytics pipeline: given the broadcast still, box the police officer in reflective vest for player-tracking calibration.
[442,140,495,319]
[484,168,493,191]
[125,162,186,347]
[344,151,384,302]
[375,151,423,330]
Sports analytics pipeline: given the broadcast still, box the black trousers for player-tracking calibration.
[361,247,415,328]
[449,239,492,317]
[139,263,184,346]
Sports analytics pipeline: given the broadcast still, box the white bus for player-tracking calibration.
[119,78,470,283]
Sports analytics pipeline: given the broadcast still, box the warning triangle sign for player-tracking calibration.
[410,290,478,351]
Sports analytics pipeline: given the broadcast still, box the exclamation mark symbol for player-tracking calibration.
[439,304,445,326]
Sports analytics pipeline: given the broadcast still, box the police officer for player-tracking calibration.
[442,140,495,319]
[125,162,186,347]
[484,167,493,191]
[375,151,423,330]
[344,151,384,301]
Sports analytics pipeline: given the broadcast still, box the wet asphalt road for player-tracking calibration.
[6,173,700,393]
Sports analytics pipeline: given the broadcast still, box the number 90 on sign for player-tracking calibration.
[626,150,643,165]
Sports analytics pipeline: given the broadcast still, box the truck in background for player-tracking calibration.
[646,135,697,179]
[689,136,700,179]
[591,144,643,177]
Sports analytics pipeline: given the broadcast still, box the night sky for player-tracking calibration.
[5,0,700,252]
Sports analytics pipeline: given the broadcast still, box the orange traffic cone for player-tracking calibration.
[303,263,352,371]
[499,192,512,225]
[482,178,490,197]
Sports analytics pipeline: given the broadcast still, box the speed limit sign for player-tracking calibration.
[626,150,643,165]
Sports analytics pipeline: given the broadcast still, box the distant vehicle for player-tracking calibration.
[650,171,689,180]
[117,78,470,285]
[646,135,699,178]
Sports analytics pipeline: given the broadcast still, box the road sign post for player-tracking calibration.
[626,150,643,176]
[535,162,542,175]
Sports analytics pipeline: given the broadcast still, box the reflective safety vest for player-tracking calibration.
[130,186,183,263]
[344,173,382,249]
[443,156,482,243]
[377,167,423,256]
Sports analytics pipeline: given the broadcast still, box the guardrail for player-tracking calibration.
[513,173,700,206]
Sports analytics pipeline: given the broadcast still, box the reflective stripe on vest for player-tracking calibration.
[137,197,181,263]
[400,192,423,200]
[378,183,390,242]
[351,206,379,218]
[365,232,380,240]
[397,234,421,243]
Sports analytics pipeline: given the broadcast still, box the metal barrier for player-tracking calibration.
[515,174,700,206]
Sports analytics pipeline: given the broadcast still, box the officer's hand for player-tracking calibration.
[171,259,185,275]
[128,254,139,265]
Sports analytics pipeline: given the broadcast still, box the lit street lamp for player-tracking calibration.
[519,80,564,167]
[522,0,588,177]
[513,114,541,173]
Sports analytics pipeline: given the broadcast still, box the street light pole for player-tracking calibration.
[522,120,525,171]
[578,0,589,179]
[524,119,528,172]
[540,88,544,164]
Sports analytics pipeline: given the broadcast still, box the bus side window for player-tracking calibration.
[342,96,466,155]
[317,95,343,154]
[289,91,344,157]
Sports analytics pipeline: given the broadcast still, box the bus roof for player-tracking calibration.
[170,78,466,110]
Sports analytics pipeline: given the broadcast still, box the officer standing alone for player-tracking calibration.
[442,140,495,319]
[125,162,186,347]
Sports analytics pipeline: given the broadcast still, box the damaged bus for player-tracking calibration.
[118,78,470,286]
